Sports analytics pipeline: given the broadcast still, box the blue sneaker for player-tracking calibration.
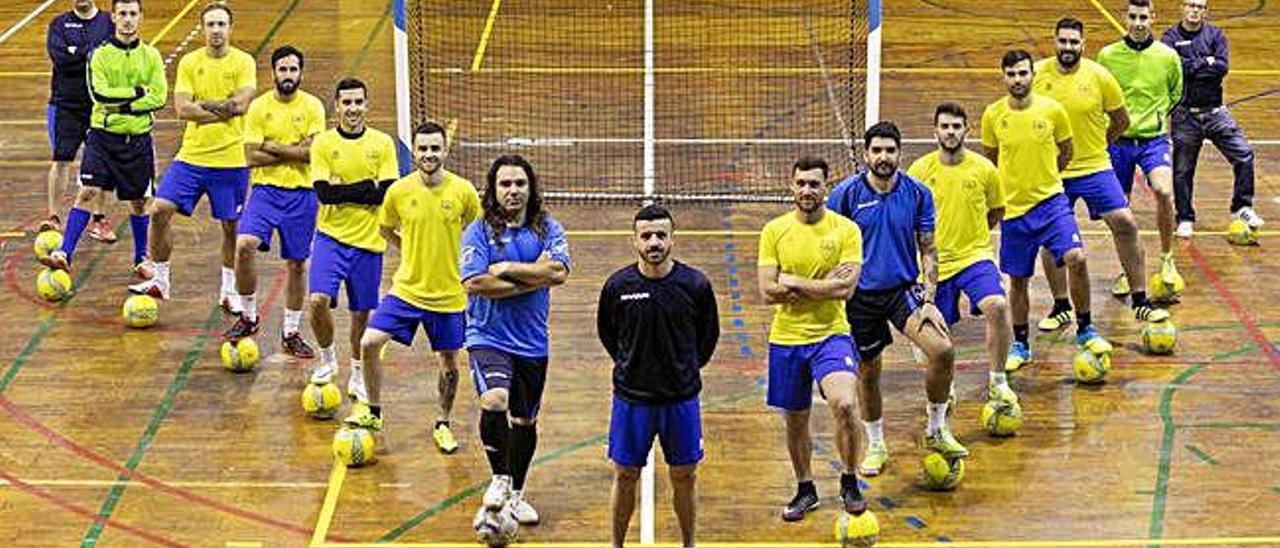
[1076,325,1113,356]
[1004,341,1032,372]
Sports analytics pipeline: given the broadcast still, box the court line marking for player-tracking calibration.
[0,468,188,547]
[558,229,1279,237]
[0,478,410,489]
[471,0,504,71]
[0,0,58,45]
[149,0,203,44]
[316,537,1280,547]
[309,461,347,547]
[1085,0,1127,35]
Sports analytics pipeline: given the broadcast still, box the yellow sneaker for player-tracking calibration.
[1134,305,1170,323]
[923,425,969,459]
[1111,274,1130,297]
[433,421,459,454]
[1037,308,1074,331]
[858,441,889,477]
[343,404,383,431]
[988,381,1019,407]
[1076,325,1113,356]
[1159,254,1182,289]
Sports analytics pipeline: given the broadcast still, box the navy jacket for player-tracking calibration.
[47,10,114,110]
[1161,22,1229,109]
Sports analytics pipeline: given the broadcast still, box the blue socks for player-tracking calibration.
[60,207,92,260]
[129,214,149,265]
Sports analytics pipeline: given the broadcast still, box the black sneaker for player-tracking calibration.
[282,332,316,358]
[222,315,260,341]
[841,486,868,516]
[780,489,819,522]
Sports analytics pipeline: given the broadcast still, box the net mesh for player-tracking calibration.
[407,0,867,203]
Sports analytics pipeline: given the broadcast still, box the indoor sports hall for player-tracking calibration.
[0,0,1277,546]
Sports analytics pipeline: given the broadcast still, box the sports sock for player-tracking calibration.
[129,214,149,264]
[863,418,884,446]
[61,207,91,259]
[1014,324,1029,345]
[480,410,511,475]
[510,423,538,491]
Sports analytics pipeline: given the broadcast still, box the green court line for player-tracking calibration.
[1184,445,1221,466]
[251,0,303,57]
[1178,422,1280,431]
[379,387,762,541]
[1271,487,1280,495]
[350,0,395,74]
[1149,343,1258,543]
[80,306,221,546]
[0,219,127,395]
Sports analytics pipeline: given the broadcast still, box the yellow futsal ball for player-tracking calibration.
[1148,272,1185,303]
[33,230,62,261]
[1072,350,1109,384]
[1141,320,1178,355]
[333,426,377,467]
[921,452,965,491]
[36,268,73,301]
[1226,218,1258,246]
[301,383,343,419]
[220,338,260,372]
[980,400,1023,437]
[121,294,159,328]
[834,510,879,547]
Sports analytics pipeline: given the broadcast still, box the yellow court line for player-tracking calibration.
[470,0,504,71]
[0,71,51,78]
[224,543,263,548]
[314,536,1280,548]
[0,232,25,238]
[445,118,458,148]
[0,478,404,489]
[564,229,1278,238]
[149,0,204,44]
[423,66,1280,76]
[1086,0,1128,35]
[310,460,348,547]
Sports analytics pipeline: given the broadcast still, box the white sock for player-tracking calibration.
[221,267,235,295]
[350,358,364,372]
[319,345,337,366]
[154,261,170,285]
[863,419,884,446]
[240,293,257,322]
[989,371,1007,386]
[927,402,948,435]
[283,309,302,335]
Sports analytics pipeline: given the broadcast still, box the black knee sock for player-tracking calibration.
[510,423,538,491]
[480,410,510,476]
[92,213,105,223]
[1051,297,1072,315]
[1131,291,1149,308]
[1014,324,1029,345]
[1077,311,1093,333]
[840,473,861,495]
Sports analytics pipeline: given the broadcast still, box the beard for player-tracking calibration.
[642,247,669,265]
[795,194,820,213]
[940,138,964,154]
[275,78,299,94]
[1057,50,1080,68]
[870,161,897,178]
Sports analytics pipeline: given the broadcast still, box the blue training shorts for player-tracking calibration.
[308,232,382,311]
[935,259,1005,325]
[999,193,1084,279]
[156,160,249,220]
[368,294,465,350]
[766,334,858,411]
[608,395,703,467]
[1064,169,1129,220]
[237,185,318,261]
[1108,136,1171,194]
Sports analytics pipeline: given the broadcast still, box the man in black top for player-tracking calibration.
[1163,0,1264,236]
[597,205,719,548]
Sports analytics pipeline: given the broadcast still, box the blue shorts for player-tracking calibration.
[608,395,703,468]
[999,194,1084,279]
[1108,136,1171,195]
[48,104,90,162]
[936,259,1005,325]
[469,346,548,420]
[156,160,249,220]
[309,232,383,311]
[1064,169,1129,220]
[79,130,155,201]
[767,334,859,411]
[237,185,318,261]
[369,294,464,350]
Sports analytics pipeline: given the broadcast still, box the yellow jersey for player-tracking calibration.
[243,91,327,189]
[381,170,481,313]
[981,93,1072,219]
[309,127,400,253]
[908,150,1004,281]
[173,46,257,168]
[758,211,862,345]
[1033,58,1126,179]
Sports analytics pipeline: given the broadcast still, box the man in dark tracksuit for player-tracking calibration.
[1162,0,1264,236]
[598,205,719,548]
[44,0,113,236]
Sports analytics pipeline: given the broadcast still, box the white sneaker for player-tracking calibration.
[507,491,540,525]
[483,475,512,511]
[1175,221,1194,239]
[1234,207,1265,229]
[128,277,170,300]
[310,361,337,385]
[346,365,367,403]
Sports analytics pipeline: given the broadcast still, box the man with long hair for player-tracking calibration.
[462,155,570,527]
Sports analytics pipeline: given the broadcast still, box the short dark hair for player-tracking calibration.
[633,204,674,229]
[112,0,141,8]
[201,2,232,24]
[933,102,968,125]
[334,77,367,98]
[1128,0,1151,7]
[270,45,304,70]
[792,156,829,179]
[863,121,902,149]
[414,121,447,141]
[1056,17,1085,35]
[1002,49,1034,70]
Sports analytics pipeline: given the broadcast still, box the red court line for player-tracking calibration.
[0,468,188,547]
[0,394,350,541]
[1183,241,1280,371]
